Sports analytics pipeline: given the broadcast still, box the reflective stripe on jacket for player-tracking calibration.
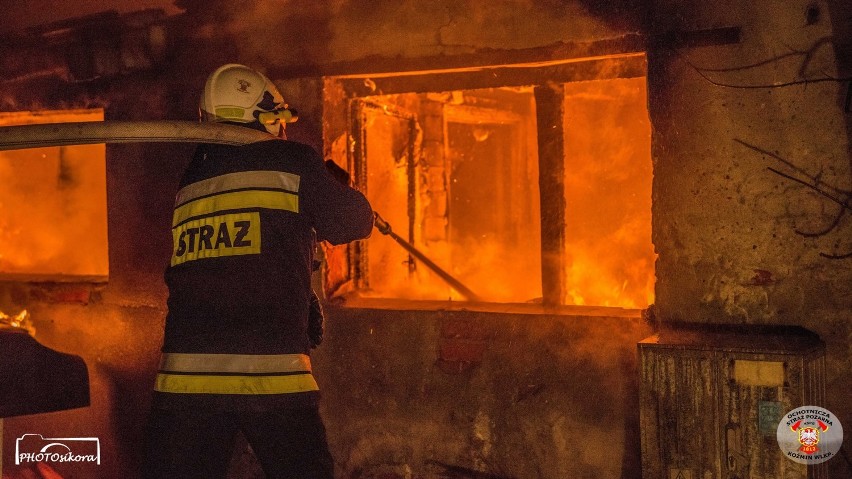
[170,170,300,266]
[154,353,318,395]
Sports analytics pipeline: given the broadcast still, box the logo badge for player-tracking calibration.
[776,406,843,464]
[236,79,251,93]
[15,434,101,465]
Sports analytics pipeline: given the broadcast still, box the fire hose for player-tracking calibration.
[0,121,481,301]
[373,213,480,302]
[0,120,275,150]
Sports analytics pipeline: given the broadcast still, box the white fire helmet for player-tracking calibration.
[199,64,297,137]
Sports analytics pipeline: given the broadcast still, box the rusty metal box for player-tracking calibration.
[639,324,826,479]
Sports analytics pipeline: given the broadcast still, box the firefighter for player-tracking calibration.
[143,64,373,479]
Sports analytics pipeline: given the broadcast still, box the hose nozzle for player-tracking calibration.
[373,212,392,235]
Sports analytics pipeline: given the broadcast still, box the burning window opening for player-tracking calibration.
[562,77,655,309]
[0,109,108,282]
[349,87,542,304]
[326,56,654,309]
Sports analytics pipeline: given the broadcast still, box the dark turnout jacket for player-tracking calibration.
[155,139,372,411]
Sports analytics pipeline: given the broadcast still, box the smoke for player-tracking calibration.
[216,0,337,72]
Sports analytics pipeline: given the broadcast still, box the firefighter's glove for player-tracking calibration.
[308,290,324,349]
[324,159,351,186]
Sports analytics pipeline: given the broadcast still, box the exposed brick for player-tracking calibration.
[49,286,92,304]
[439,338,486,363]
[440,318,489,339]
[30,284,93,305]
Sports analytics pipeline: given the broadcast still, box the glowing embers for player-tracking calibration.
[562,77,655,308]
[0,109,108,281]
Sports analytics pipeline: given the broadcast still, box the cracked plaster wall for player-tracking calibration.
[648,1,852,472]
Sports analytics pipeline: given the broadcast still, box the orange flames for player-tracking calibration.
[338,78,654,309]
[0,109,108,280]
[0,309,35,335]
[562,77,655,308]
[356,88,542,303]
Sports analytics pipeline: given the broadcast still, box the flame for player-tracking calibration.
[361,236,543,303]
[0,109,108,279]
[0,309,35,335]
[561,77,655,309]
[357,88,542,303]
[341,78,653,308]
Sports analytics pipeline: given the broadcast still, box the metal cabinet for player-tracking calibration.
[639,325,825,479]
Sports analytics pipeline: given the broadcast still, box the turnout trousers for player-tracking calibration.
[142,406,334,479]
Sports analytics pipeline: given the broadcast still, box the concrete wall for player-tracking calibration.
[315,306,649,479]
[647,2,852,473]
[0,0,849,477]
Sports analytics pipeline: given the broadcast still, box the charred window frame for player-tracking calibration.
[322,51,653,309]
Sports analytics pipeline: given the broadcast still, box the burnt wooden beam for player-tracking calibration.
[534,83,567,306]
[335,53,647,98]
[269,29,738,85]
[291,29,738,97]
[269,34,647,81]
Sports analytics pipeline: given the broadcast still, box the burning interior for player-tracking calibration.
[0,109,108,282]
[324,56,655,309]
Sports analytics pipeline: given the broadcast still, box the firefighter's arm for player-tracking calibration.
[302,153,373,245]
[324,159,351,186]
